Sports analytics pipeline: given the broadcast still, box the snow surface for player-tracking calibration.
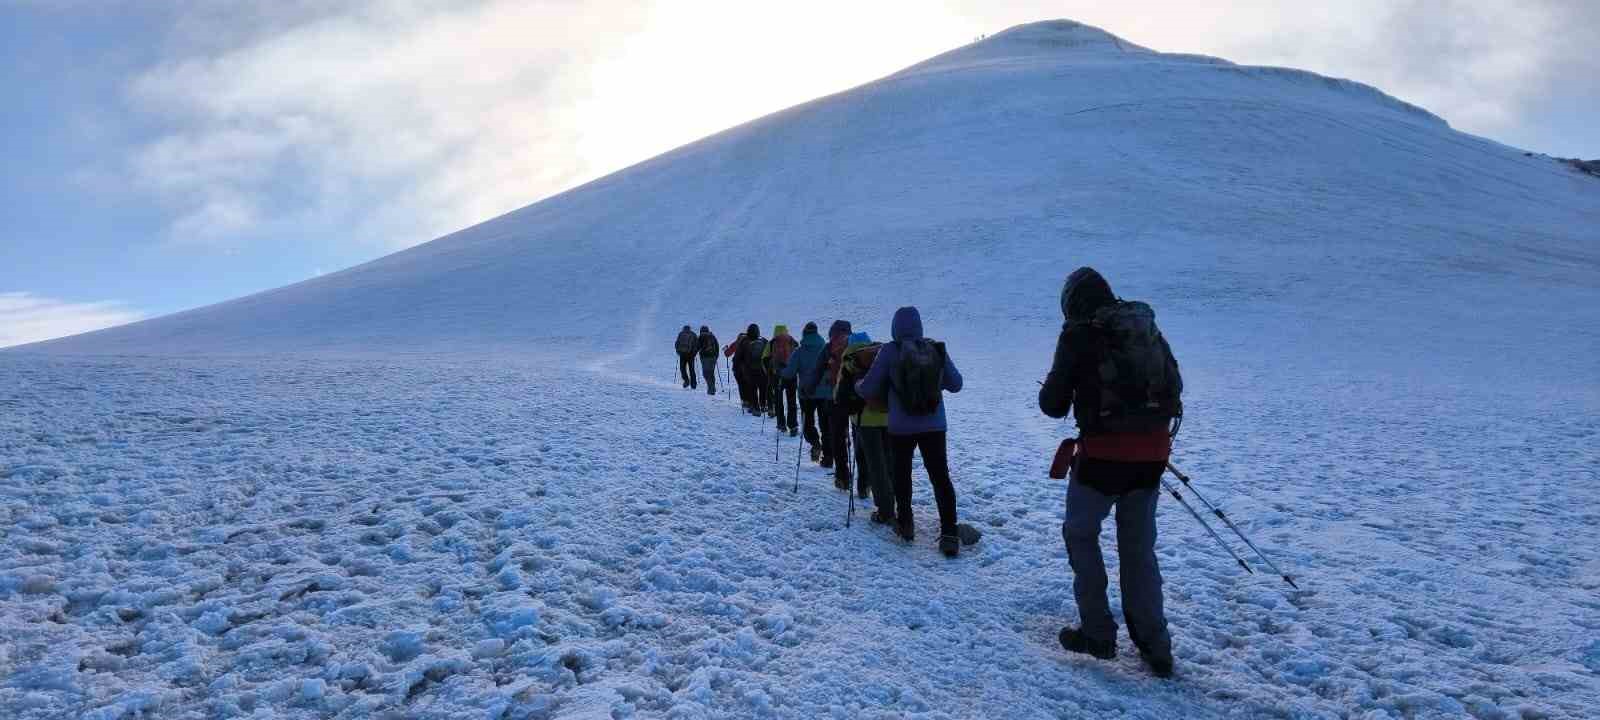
[4,19,1599,719]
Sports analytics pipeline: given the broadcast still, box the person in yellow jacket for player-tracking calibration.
[838,331,894,520]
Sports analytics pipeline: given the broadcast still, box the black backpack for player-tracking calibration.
[675,331,696,355]
[1088,300,1183,433]
[743,337,769,370]
[893,338,947,416]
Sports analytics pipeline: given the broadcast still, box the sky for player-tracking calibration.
[2,0,1596,348]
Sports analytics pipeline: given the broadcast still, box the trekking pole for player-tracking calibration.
[1167,462,1299,589]
[774,423,780,462]
[793,432,803,493]
[1161,477,1252,575]
[844,421,856,527]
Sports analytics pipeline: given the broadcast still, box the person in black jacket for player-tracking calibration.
[674,325,698,389]
[696,326,719,396]
[1039,267,1176,678]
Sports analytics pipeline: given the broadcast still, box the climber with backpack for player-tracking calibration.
[855,307,964,557]
[697,326,720,396]
[820,320,853,489]
[740,324,770,417]
[767,324,800,435]
[783,322,828,460]
[675,325,699,390]
[725,330,750,412]
[1040,267,1182,679]
[840,331,889,511]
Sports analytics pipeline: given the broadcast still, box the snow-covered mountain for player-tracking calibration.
[23,20,1595,367]
[4,20,1597,720]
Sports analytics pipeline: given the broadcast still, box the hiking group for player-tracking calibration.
[669,268,1186,678]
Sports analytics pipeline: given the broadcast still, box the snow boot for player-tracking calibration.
[938,534,960,558]
[1058,627,1116,660]
[1139,649,1174,679]
[894,517,915,542]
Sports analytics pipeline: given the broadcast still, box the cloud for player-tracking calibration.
[0,292,146,349]
[116,0,1598,254]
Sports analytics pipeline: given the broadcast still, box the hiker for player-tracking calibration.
[855,306,964,557]
[840,331,890,511]
[740,323,770,417]
[675,325,698,389]
[820,320,853,489]
[767,324,799,435]
[697,325,719,396]
[1039,266,1181,679]
[783,322,827,460]
[725,330,749,411]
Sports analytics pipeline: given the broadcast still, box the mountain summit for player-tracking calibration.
[20,19,1593,357]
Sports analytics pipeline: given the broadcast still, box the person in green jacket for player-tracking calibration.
[839,331,893,518]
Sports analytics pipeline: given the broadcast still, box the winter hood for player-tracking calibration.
[891,306,923,341]
[828,320,852,340]
[774,324,789,337]
[1062,267,1115,322]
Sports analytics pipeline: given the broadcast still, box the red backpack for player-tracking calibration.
[771,335,797,366]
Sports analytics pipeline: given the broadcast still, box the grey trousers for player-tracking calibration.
[1062,473,1171,656]
[699,356,717,394]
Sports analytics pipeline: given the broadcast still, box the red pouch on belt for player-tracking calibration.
[1049,438,1078,480]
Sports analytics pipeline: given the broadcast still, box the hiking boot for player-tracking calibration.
[894,518,915,542]
[1058,627,1116,660]
[1139,649,1174,679]
[819,456,833,469]
[789,428,798,438]
[809,446,821,463]
[870,510,896,525]
[833,476,850,491]
[857,483,870,499]
[938,534,960,558]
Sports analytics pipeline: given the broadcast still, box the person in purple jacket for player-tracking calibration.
[854,306,965,557]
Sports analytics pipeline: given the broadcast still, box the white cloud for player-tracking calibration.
[0,292,146,349]
[118,0,1598,252]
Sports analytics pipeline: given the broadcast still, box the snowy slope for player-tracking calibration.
[4,19,1599,720]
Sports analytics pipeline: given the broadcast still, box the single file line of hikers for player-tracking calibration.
[666,267,1298,680]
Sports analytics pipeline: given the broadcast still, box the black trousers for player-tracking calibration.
[699,355,717,394]
[734,365,752,407]
[799,398,823,449]
[891,431,958,536]
[678,353,696,387]
[749,370,769,413]
[816,399,833,459]
[773,379,798,429]
[827,401,851,482]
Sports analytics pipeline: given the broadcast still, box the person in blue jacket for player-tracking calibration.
[855,306,965,557]
[782,322,828,463]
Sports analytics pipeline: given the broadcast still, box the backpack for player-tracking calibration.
[1088,300,1183,433]
[675,331,696,355]
[771,335,797,367]
[743,337,769,370]
[893,338,947,416]
[838,343,881,416]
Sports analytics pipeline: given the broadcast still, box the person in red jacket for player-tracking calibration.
[1039,267,1178,679]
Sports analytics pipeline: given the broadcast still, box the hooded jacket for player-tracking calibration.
[855,307,963,435]
[737,323,767,377]
[782,323,828,398]
[1039,267,1173,464]
[675,326,697,355]
[697,327,719,359]
[816,320,852,400]
[765,324,797,370]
